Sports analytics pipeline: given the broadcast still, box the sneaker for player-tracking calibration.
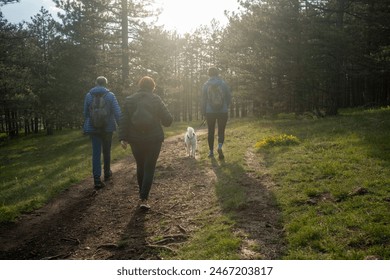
[104,170,113,181]
[139,199,151,210]
[94,180,106,189]
[208,151,214,158]
[217,148,225,160]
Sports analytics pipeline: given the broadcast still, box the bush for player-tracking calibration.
[254,134,300,149]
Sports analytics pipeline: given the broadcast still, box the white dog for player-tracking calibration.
[184,127,197,157]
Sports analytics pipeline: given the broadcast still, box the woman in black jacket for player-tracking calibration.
[119,76,173,210]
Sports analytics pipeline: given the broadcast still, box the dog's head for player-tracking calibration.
[186,127,196,139]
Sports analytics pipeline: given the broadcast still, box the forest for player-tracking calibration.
[1,0,389,138]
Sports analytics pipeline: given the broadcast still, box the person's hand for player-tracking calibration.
[120,140,128,150]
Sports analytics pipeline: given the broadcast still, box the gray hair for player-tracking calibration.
[96,76,108,86]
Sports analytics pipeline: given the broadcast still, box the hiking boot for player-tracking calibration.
[94,180,106,189]
[139,199,151,210]
[104,170,113,181]
[208,151,214,158]
[217,148,225,160]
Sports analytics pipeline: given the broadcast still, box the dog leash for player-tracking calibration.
[197,119,206,130]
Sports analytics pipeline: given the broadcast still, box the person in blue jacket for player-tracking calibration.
[83,76,122,188]
[202,67,232,159]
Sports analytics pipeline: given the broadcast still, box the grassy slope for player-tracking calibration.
[265,108,390,259]
[1,108,389,259]
[230,108,389,259]
[1,130,91,221]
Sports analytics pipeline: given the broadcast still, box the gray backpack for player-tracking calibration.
[207,84,224,111]
[131,95,155,133]
[90,93,109,129]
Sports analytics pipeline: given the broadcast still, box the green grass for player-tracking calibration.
[2,109,390,260]
[0,130,91,222]
[167,212,241,260]
[173,108,390,259]
[252,108,390,259]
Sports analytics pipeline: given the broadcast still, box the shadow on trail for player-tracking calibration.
[0,186,98,260]
[210,154,286,259]
[110,208,153,260]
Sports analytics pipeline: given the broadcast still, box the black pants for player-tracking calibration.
[206,112,228,151]
[130,141,162,200]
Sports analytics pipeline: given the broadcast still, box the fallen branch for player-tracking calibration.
[169,203,179,210]
[176,224,188,234]
[153,211,172,218]
[97,243,119,250]
[146,244,176,253]
[61,237,80,245]
[41,253,71,260]
[150,234,188,245]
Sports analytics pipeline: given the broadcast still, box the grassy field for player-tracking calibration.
[1,108,389,259]
[265,108,390,259]
[169,107,390,260]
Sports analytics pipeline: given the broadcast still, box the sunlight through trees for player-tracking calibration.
[0,0,389,138]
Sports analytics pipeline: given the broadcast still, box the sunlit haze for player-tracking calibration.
[1,0,240,34]
[155,0,240,33]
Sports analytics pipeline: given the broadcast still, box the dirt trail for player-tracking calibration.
[0,131,285,260]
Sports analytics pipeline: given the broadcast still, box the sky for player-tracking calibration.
[0,0,241,34]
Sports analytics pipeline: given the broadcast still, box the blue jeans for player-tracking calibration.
[130,142,162,200]
[206,112,228,151]
[90,132,113,182]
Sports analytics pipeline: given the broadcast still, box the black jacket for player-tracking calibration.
[119,90,173,143]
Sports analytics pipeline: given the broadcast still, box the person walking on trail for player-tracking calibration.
[119,76,173,210]
[201,67,232,160]
[83,76,122,189]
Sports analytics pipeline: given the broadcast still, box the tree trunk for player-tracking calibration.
[326,0,346,116]
[121,0,129,89]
